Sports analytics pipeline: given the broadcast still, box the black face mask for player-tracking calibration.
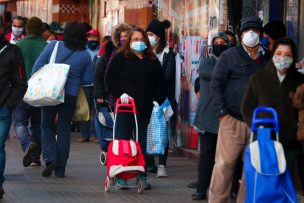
[87,40,100,51]
[212,44,228,57]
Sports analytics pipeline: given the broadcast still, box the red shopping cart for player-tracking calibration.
[105,98,146,193]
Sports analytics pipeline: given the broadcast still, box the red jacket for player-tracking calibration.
[5,32,26,43]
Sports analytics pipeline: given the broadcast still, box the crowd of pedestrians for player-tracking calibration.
[0,14,303,202]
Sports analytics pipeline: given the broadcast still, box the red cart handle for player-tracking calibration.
[113,98,139,141]
[115,98,137,114]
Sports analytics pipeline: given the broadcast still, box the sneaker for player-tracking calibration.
[42,161,57,177]
[23,142,38,167]
[30,160,41,167]
[157,165,168,178]
[116,178,128,190]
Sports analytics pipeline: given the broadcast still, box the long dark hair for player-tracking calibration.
[156,36,167,54]
[63,21,87,51]
[272,37,297,69]
[120,26,156,61]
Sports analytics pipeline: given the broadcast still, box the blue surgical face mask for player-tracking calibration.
[148,36,158,47]
[261,37,270,48]
[130,41,147,52]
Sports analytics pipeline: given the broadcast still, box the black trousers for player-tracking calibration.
[197,131,217,194]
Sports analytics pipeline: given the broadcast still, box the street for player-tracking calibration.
[2,134,201,203]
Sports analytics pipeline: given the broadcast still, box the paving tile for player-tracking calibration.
[2,135,202,203]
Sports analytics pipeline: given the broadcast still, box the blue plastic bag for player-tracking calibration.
[146,100,169,155]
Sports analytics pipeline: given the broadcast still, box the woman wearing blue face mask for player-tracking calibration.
[105,26,165,190]
[145,19,175,178]
[242,37,304,190]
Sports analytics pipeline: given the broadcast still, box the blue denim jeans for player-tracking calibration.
[41,94,77,175]
[79,86,96,139]
[0,106,12,185]
[12,101,41,162]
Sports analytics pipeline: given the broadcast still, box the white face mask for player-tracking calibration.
[242,30,260,48]
[12,27,23,36]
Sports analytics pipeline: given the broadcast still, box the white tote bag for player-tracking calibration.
[23,42,70,107]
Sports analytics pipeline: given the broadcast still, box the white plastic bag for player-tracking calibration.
[23,42,70,107]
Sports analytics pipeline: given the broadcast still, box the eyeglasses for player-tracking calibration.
[131,38,145,42]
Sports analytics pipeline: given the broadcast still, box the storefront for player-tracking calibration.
[152,0,230,149]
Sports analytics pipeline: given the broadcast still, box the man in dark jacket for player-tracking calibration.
[208,16,271,203]
[12,17,47,168]
[0,21,27,199]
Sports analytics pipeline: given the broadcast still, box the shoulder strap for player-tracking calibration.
[51,41,74,64]
[0,45,8,54]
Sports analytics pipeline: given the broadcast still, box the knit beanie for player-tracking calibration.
[240,16,263,34]
[26,17,44,35]
[263,21,286,40]
[146,19,171,41]
[212,32,228,45]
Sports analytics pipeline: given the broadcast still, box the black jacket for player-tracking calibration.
[160,47,176,111]
[241,63,304,150]
[0,36,27,108]
[105,51,165,116]
[210,45,270,120]
[94,41,115,100]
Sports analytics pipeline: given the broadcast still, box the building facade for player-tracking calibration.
[1,0,303,150]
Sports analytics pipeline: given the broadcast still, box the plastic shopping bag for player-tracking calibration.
[162,98,174,121]
[73,87,90,121]
[146,101,167,155]
[23,42,70,106]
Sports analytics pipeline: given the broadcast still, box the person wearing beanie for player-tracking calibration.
[0,20,27,199]
[145,19,174,177]
[191,32,228,200]
[12,16,47,169]
[208,16,271,203]
[261,20,286,51]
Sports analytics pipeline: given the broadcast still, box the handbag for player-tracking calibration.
[73,87,90,121]
[23,41,71,107]
[97,104,114,128]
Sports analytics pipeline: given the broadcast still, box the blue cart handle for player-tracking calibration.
[251,107,279,133]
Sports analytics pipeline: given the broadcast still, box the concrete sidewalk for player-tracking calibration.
[2,135,201,203]
[3,134,304,203]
